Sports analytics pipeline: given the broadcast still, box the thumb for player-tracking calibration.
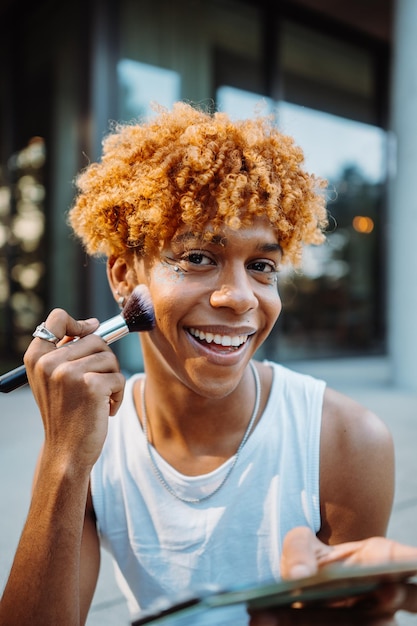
[68,317,100,338]
[281,527,330,580]
[58,316,100,344]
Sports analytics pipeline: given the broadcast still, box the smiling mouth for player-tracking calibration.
[188,328,249,348]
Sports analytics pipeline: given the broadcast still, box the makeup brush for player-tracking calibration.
[0,284,155,393]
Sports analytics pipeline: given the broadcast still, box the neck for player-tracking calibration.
[134,361,265,475]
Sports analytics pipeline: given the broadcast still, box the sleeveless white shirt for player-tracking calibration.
[91,361,325,624]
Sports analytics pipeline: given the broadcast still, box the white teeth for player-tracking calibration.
[189,328,249,347]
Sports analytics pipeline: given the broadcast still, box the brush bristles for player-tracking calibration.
[121,285,155,333]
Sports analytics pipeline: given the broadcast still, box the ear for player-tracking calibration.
[107,255,138,307]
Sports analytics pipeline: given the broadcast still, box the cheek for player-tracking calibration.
[152,263,186,286]
[149,266,185,328]
[264,289,282,326]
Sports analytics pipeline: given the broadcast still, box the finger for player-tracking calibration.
[370,583,417,615]
[281,527,332,580]
[41,347,121,392]
[399,583,417,613]
[25,334,115,387]
[321,537,417,568]
[281,527,317,579]
[25,336,121,408]
[83,371,125,416]
[43,309,99,343]
[60,346,120,371]
[390,542,417,562]
[29,309,99,355]
[54,333,116,363]
[317,540,365,565]
[248,609,278,625]
[248,607,397,626]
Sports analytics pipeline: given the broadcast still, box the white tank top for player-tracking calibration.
[91,361,325,624]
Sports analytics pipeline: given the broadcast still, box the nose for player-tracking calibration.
[209,269,258,314]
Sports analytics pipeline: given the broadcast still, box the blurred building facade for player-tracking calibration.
[1,0,415,387]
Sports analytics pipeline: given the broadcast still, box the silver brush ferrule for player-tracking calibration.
[94,315,129,345]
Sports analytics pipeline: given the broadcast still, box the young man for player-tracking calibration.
[0,103,394,625]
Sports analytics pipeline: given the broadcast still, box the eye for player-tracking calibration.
[182,251,214,266]
[248,260,277,274]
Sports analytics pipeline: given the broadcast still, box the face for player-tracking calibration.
[130,218,283,397]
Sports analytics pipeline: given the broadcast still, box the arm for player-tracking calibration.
[0,453,100,625]
[0,310,125,625]
[318,388,395,544]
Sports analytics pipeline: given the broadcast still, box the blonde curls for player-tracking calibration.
[68,102,328,265]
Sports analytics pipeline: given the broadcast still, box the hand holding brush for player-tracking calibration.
[0,284,155,393]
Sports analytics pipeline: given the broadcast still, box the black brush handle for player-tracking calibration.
[0,364,28,393]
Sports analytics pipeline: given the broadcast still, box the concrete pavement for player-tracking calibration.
[1,356,417,625]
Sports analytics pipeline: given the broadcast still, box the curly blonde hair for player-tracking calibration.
[69,102,327,266]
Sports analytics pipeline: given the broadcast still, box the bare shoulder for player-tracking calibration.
[321,387,393,449]
[319,387,394,545]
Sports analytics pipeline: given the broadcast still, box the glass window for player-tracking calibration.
[272,103,387,359]
[216,20,387,360]
[280,20,377,124]
[118,60,181,121]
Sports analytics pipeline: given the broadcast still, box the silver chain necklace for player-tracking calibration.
[141,360,261,504]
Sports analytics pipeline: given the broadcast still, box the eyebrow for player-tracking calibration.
[257,242,282,253]
[172,232,222,245]
[171,232,282,253]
